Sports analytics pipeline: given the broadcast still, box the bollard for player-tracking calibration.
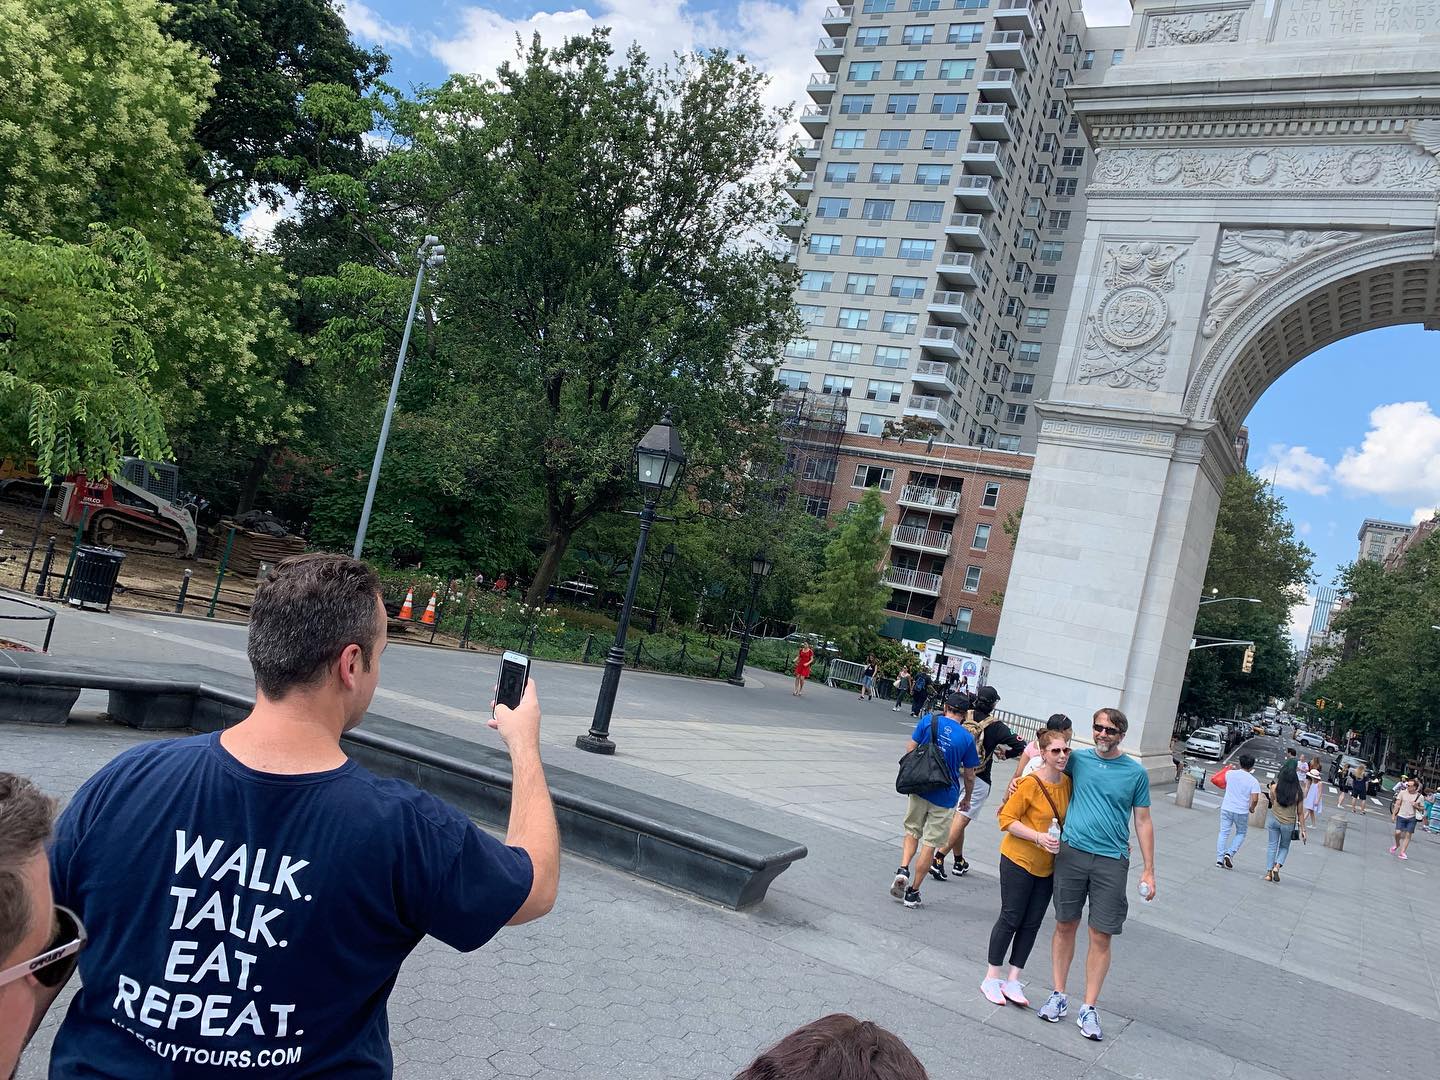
[175,569,193,613]
[1175,772,1197,809]
[581,633,594,664]
[460,608,474,650]
[34,538,56,598]
[1324,817,1347,851]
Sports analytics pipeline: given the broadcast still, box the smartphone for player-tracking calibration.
[495,651,530,714]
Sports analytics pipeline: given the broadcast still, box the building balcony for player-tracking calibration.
[945,213,992,249]
[891,525,953,556]
[961,141,1005,177]
[936,251,978,285]
[977,68,1019,106]
[821,4,853,31]
[792,139,821,165]
[899,484,961,512]
[780,216,804,239]
[807,73,838,101]
[912,359,958,393]
[904,394,945,421]
[987,31,1033,69]
[786,170,815,199]
[882,566,944,596]
[994,0,1039,36]
[927,290,973,325]
[971,103,1013,141]
[919,326,963,359]
[952,175,996,211]
[799,104,831,133]
[815,36,846,71]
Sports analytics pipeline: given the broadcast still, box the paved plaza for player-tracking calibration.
[8,606,1440,1078]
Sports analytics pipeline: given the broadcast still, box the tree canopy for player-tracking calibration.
[796,489,891,658]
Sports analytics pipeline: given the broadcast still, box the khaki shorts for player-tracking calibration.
[903,796,956,848]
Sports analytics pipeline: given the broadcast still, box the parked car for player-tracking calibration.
[1186,727,1226,759]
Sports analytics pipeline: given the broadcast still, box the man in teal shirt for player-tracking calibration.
[1035,707,1155,1042]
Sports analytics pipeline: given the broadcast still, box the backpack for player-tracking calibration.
[896,714,954,796]
[963,710,1000,770]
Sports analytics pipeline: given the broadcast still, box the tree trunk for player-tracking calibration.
[235,447,273,515]
[525,527,573,606]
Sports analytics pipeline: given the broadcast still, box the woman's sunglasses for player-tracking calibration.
[1046,746,1072,755]
[0,904,86,990]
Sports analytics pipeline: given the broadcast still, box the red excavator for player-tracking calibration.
[54,459,200,557]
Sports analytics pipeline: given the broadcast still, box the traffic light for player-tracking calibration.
[1316,698,1325,710]
[1241,646,1255,674]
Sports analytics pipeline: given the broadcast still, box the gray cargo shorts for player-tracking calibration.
[1051,841,1129,936]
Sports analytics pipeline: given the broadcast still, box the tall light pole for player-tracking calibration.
[353,236,445,559]
[648,542,678,634]
[577,414,686,755]
[728,549,774,686]
[938,612,957,668]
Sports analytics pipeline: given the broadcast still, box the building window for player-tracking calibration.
[777,369,809,391]
[865,381,902,405]
[901,23,935,43]
[1038,240,1064,263]
[931,93,968,115]
[1063,33,1079,53]
[1112,49,1126,64]
[870,163,904,184]
[939,59,975,79]
[1024,308,1049,328]
[922,129,960,151]
[837,307,870,330]
[853,465,896,493]
[857,413,885,435]
[995,434,1021,451]
[963,566,982,591]
[808,233,842,255]
[799,271,833,292]
[914,164,951,185]
[1004,403,1029,424]
[1060,147,1085,168]
[1067,116,1081,135]
[832,129,866,148]
[822,374,854,396]
[824,162,859,183]
[784,338,817,359]
[861,0,896,11]
[906,200,943,222]
[1054,178,1078,197]
[797,304,825,326]
[846,273,878,295]
[981,393,1001,415]
[957,0,988,8]
[877,129,912,150]
[947,21,984,42]
[954,607,973,632]
[802,495,831,518]
[853,236,886,258]
[981,481,1000,508]
[861,198,895,220]
[1047,210,1072,230]
[972,523,991,550]
[890,275,926,298]
[849,61,882,81]
[1004,296,1025,320]
[830,341,863,363]
[840,94,875,115]
[887,94,919,114]
[855,26,889,45]
[895,60,926,79]
[1010,373,1035,395]
[1081,49,1095,69]
[911,0,940,9]
[898,238,936,260]
[816,197,850,219]
[1032,274,1057,295]
[876,344,911,367]
[803,456,838,482]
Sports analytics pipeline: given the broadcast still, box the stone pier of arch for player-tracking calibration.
[986,0,1440,777]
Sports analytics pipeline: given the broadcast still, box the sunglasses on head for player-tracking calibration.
[1092,723,1121,736]
[0,904,86,990]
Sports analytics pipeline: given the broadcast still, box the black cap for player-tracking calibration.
[976,685,1001,706]
[945,691,973,712]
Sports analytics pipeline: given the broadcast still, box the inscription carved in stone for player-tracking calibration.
[1090,145,1440,194]
[1201,230,1359,337]
[1276,0,1440,41]
[1145,9,1242,46]
[1077,243,1186,392]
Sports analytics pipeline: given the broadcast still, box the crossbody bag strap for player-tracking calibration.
[1030,774,1064,825]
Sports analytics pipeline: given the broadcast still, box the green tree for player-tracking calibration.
[1179,472,1312,719]
[796,490,890,657]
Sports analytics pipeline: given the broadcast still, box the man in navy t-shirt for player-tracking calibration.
[40,554,559,1077]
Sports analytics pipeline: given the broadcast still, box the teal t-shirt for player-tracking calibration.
[1062,747,1151,860]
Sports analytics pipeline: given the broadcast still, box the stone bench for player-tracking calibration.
[0,656,807,910]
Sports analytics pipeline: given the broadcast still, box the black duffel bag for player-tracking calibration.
[896,714,953,795]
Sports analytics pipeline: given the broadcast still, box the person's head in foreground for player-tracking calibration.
[734,1014,928,1080]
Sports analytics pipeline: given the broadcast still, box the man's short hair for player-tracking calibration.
[735,1013,928,1080]
[1045,713,1072,732]
[0,773,57,960]
[247,554,384,699]
[1239,753,1256,770]
[1094,707,1128,735]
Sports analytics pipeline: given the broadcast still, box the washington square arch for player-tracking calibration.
[986,0,1440,775]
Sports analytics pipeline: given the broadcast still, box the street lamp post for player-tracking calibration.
[353,236,445,559]
[577,415,686,755]
[938,612,957,667]
[647,542,678,634]
[727,550,774,686]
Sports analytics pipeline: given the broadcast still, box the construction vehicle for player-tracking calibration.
[55,459,200,557]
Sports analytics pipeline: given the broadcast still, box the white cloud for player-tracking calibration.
[340,0,416,51]
[1081,0,1133,25]
[1258,443,1332,496]
[1297,520,1312,536]
[1334,401,1440,507]
[1413,506,1439,525]
[238,192,300,246]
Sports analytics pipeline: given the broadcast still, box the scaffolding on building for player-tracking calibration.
[776,388,846,517]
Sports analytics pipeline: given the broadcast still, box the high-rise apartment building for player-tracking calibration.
[1356,518,1409,563]
[782,0,1126,451]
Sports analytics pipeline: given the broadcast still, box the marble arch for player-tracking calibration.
[985,0,1440,775]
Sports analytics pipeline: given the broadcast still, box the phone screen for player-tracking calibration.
[496,651,529,712]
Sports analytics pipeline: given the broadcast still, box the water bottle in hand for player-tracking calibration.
[1138,880,1153,901]
[1047,818,1062,844]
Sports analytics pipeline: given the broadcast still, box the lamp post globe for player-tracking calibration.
[578,414,686,755]
[728,548,773,686]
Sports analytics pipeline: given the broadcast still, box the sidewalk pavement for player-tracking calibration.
[9,604,1440,1078]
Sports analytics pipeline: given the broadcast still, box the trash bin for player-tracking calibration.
[68,546,126,612]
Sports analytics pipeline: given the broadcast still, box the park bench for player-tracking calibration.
[0,655,807,910]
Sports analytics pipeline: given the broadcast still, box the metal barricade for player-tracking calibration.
[827,658,866,689]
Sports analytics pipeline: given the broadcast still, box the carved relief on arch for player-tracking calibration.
[1200,229,1361,338]
[1076,241,1190,392]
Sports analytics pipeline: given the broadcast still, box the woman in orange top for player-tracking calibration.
[981,727,1072,1007]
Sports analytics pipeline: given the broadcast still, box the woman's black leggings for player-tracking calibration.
[987,854,1055,968]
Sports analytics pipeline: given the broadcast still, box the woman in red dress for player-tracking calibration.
[793,644,815,696]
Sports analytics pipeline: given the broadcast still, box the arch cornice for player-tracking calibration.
[1184,229,1436,423]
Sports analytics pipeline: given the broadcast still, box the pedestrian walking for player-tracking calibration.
[1302,768,1323,828]
[1216,753,1262,868]
[1390,778,1423,860]
[909,667,932,718]
[1033,707,1155,1042]
[933,686,1025,881]
[793,643,814,697]
[890,696,979,909]
[859,655,877,701]
[1263,760,1306,882]
[982,728,1072,1007]
[1341,764,1368,813]
[892,666,911,712]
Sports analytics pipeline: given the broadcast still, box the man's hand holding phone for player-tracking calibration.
[490,676,541,757]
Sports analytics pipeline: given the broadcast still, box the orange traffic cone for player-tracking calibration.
[420,591,438,625]
[397,587,414,621]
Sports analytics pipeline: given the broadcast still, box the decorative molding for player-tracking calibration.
[1144,9,1243,47]
[1201,230,1360,337]
[1083,110,1430,146]
[1077,242,1188,392]
[1039,419,1176,450]
[1090,145,1440,196]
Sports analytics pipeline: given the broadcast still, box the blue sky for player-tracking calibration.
[335,1,1440,639]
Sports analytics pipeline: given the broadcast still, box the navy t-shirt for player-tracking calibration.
[48,732,534,1078]
[908,713,981,810]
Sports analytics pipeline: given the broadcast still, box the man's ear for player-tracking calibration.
[338,642,364,690]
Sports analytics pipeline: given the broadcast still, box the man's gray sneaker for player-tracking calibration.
[1037,991,1068,1022]
[890,868,910,899]
[1077,1005,1103,1041]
